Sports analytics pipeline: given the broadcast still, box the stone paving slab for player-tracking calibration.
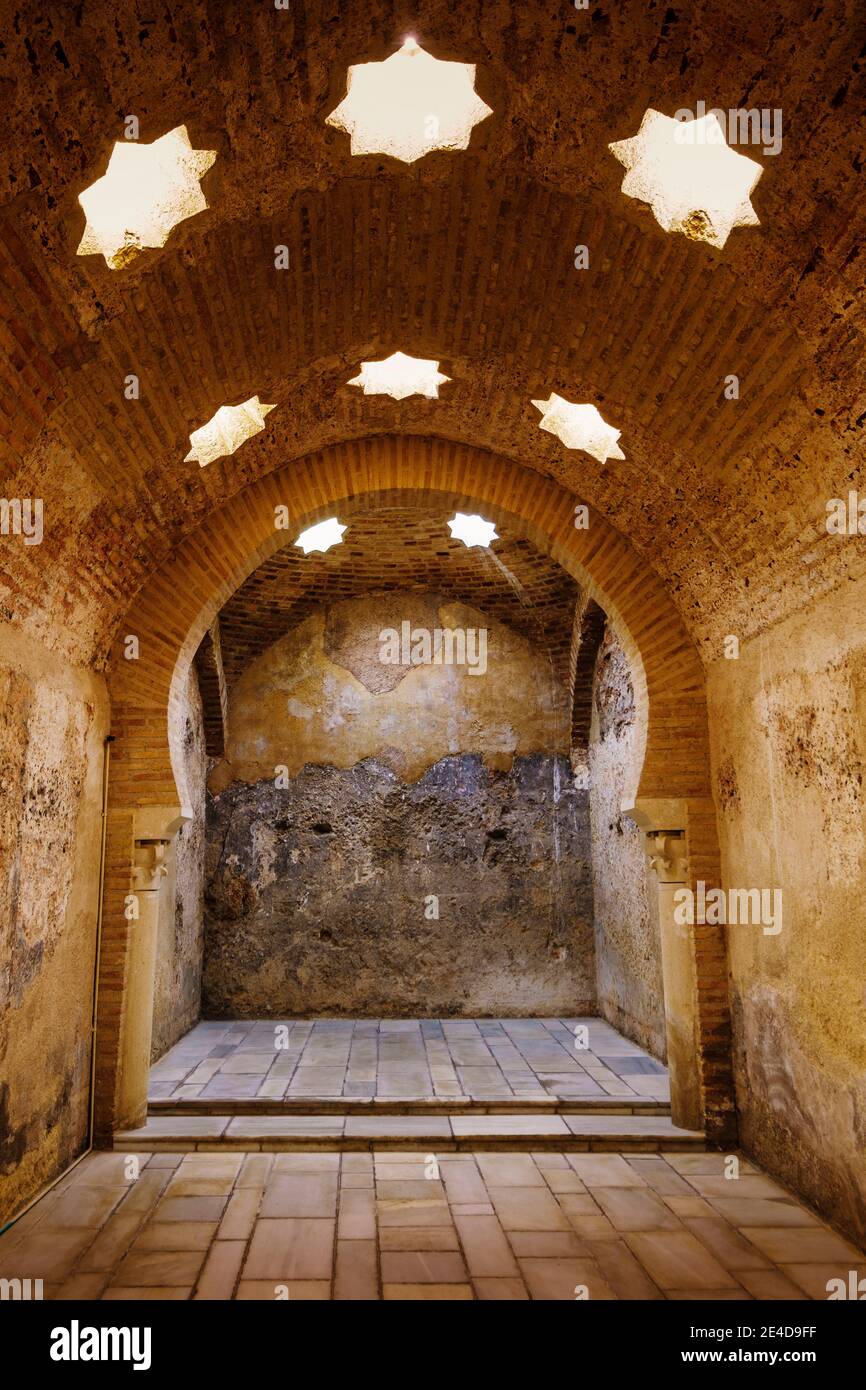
[4,1148,863,1302]
[150,1017,671,1105]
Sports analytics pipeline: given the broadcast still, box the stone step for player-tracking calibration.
[148,1095,671,1118]
[117,1112,704,1153]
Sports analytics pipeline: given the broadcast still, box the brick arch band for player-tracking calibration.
[94,436,734,1146]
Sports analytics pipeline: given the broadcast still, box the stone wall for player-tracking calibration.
[150,666,206,1061]
[588,627,666,1059]
[203,592,595,1017]
[0,624,108,1224]
[707,574,866,1247]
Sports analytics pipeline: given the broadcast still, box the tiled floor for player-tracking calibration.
[3,1148,863,1301]
[150,1018,670,1104]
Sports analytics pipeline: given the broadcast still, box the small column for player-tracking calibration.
[116,838,170,1130]
[646,830,703,1132]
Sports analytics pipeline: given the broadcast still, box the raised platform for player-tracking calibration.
[148,1095,671,1116]
[130,1017,693,1153]
[115,1111,703,1153]
[150,1016,671,1105]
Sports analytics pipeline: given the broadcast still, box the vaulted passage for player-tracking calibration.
[1,0,865,1319]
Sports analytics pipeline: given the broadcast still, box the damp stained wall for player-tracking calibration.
[0,624,108,1225]
[707,573,866,1247]
[203,592,595,1017]
[588,628,666,1060]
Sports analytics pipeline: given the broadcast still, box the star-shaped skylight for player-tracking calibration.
[77,125,217,269]
[447,513,499,549]
[326,37,492,164]
[348,351,450,401]
[296,518,348,554]
[532,395,625,464]
[184,396,275,468]
[608,108,762,249]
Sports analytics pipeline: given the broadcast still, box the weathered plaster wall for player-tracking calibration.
[0,623,108,1224]
[209,593,570,787]
[589,628,666,1059]
[708,575,866,1246]
[204,593,594,1016]
[151,666,206,1061]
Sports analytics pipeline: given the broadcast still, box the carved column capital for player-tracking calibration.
[646,829,688,884]
[131,838,170,892]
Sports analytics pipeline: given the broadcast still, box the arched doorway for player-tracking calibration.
[93,435,734,1146]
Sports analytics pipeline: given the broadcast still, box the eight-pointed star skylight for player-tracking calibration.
[448,513,499,549]
[184,397,276,468]
[348,351,451,400]
[326,37,492,164]
[608,108,762,249]
[296,518,348,554]
[77,125,217,270]
[532,395,625,464]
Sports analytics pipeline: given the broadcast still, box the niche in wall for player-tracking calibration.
[202,590,595,1017]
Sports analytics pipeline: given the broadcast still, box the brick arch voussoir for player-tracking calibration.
[108,436,709,820]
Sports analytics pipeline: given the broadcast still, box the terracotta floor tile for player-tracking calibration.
[102,1287,192,1300]
[131,1221,219,1252]
[335,1239,379,1300]
[592,1186,682,1232]
[259,1174,339,1219]
[780,1263,866,1298]
[153,1195,228,1224]
[487,1186,571,1233]
[738,1268,810,1299]
[338,1187,376,1240]
[586,1238,664,1299]
[519,1257,616,1300]
[473,1277,529,1300]
[380,1250,468,1283]
[113,1248,206,1287]
[379,1227,460,1251]
[236,1280,330,1300]
[743,1227,863,1265]
[475,1154,544,1188]
[453,1214,519,1277]
[708,1197,821,1228]
[376,1198,453,1228]
[507,1231,586,1258]
[568,1155,647,1188]
[624,1231,740,1290]
[383,1283,473,1300]
[243,1218,336,1280]
[556,1194,618,1240]
[193,1240,246,1299]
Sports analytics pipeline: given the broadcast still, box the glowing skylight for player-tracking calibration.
[296,518,347,555]
[448,513,499,549]
[326,37,492,164]
[608,109,762,249]
[77,125,217,269]
[184,396,276,468]
[348,351,450,401]
[532,395,625,464]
